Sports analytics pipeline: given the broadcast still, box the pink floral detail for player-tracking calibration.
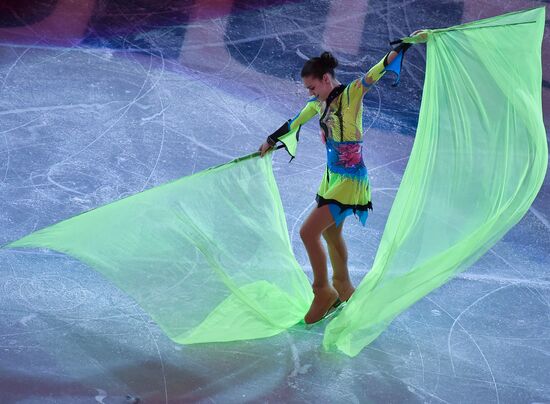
[335,143,362,168]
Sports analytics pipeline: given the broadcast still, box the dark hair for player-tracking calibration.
[300,51,338,80]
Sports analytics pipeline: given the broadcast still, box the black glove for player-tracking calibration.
[266,119,291,146]
[392,41,412,54]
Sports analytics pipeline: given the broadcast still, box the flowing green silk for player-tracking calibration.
[323,6,548,356]
[1,7,547,357]
[4,152,314,344]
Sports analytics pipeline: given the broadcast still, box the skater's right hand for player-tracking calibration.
[258,141,274,158]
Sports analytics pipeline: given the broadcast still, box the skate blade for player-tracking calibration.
[304,301,347,330]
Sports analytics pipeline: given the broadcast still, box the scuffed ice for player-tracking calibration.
[0,1,548,402]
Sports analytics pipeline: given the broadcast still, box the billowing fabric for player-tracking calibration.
[322,6,548,356]
[1,7,547,357]
[3,153,314,343]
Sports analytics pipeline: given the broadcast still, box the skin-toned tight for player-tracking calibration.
[299,204,355,323]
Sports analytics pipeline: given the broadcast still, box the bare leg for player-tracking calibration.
[299,204,339,323]
[322,221,355,301]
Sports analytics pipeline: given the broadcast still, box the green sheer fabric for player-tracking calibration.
[323,6,548,356]
[1,7,546,357]
[3,152,314,343]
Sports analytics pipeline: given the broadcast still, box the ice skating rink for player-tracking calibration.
[0,1,548,402]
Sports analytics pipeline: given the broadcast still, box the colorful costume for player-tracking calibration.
[267,44,410,227]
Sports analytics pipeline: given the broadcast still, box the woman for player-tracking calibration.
[258,31,423,324]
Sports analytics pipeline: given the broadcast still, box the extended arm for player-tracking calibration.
[266,98,318,146]
[364,49,398,85]
[360,41,413,91]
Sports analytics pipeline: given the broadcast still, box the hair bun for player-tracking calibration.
[320,51,338,69]
[300,51,339,79]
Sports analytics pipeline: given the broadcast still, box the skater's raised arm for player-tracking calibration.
[353,42,411,96]
[349,30,426,98]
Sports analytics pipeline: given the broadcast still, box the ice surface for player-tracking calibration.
[0,1,548,402]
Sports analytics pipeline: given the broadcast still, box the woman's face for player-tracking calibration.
[302,73,331,101]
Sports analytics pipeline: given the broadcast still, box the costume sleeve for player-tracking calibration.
[347,42,412,102]
[266,97,318,146]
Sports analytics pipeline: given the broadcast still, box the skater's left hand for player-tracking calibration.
[410,29,428,42]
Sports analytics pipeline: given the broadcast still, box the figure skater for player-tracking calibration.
[258,31,424,324]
